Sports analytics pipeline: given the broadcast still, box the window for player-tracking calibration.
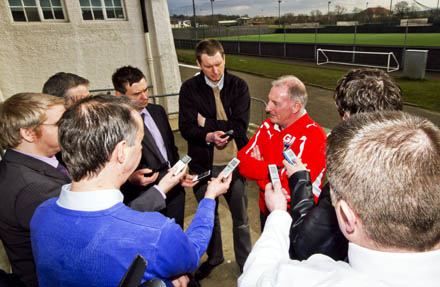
[79,0,125,21]
[8,0,66,22]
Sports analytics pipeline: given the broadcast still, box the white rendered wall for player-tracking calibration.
[0,1,150,98]
[144,0,182,114]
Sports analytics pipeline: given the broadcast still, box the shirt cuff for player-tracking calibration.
[152,185,166,199]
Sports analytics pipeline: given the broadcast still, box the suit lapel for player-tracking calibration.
[141,110,166,164]
[4,150,71,182]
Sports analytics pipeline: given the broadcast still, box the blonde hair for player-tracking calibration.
[327,111,440,251]
[0,93,64,149]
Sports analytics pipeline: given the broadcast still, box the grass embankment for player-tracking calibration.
[219,33,440,47]
[176,49,440,111]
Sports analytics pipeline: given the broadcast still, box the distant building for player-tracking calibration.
[218,17,251,26]
[218,20,237,26]
[337,21,359,26]
[359,7,390,18]
[400,18,431,26]
[171,20,191,28]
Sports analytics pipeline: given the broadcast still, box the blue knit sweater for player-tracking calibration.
[30,197,216,286]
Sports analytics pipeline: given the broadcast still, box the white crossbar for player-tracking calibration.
[316,48,400,72]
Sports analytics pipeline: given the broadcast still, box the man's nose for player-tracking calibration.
[265,103,272,112]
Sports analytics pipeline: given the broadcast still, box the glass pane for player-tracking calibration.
[91,0,101,7]
[54,8,64,19]
[51,0,61,6]
[23,0,36,6]
[115,8,123,18]
[9,0,22,6]
[104,0,112,7]
[106,8,114,18]
[79,0,89,7]
[92,8,104,19]
[42,7,53,19]
[81,8,93,20]
[25,7,40,21]
[40,0,50,6]
[114,0,121,6]
[11,8,27,21]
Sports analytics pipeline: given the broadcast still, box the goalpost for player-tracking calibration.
[316,48,400,72]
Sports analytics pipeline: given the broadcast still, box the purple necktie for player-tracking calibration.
[57,163,71,179]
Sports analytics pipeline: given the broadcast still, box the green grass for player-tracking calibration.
[218,33,440,47]
[176,49,440,111]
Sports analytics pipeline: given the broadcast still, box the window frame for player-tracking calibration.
[8,0,68,22]
[79,0,126,21]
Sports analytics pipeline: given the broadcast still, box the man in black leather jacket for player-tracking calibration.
[285,68,403,260]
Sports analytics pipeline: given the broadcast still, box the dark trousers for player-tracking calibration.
[161,186,185,228]
[193,165,252,269]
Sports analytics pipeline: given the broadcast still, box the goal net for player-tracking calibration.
[316,48,400,72]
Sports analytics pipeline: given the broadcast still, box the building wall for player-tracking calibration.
[0,1,150,99]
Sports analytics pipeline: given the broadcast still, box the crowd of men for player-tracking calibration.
[0,39,439,287]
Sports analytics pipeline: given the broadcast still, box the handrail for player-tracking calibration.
[89,89,268,132]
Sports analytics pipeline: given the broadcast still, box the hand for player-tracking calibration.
[180,173,198,188]
[283,158,308,178]
[157,165,188,194]
[265,182,287,212]
[251,145,263,161]
[171,274,189,287]
[206,131,229,147]
[127,169,159,186]
[197,113,206,127]
[204,172,232,199]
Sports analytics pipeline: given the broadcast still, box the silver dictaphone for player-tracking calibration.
[172,154,191,176]
[221,158,240,179]
[268,164,280,186]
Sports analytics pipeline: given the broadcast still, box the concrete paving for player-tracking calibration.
[1,64,438,287]
[178,63,440,287]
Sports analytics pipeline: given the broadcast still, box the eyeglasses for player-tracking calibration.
[40,123,58,126]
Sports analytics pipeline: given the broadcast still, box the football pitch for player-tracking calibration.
[219,33,440,47]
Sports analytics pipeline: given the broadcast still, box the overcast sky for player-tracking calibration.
[167,0,440,17]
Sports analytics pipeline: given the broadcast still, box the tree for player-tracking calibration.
[394,1,410,17]
[334,5,347,16]
[352,7,362,13]
[310,9,322,22]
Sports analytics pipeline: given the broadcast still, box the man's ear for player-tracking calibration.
[115,90,123,97]
[336,200,357,235]
[20,127,36,143]
[113,140,127,164]
[291,101,302,114]
[342,111,351,120]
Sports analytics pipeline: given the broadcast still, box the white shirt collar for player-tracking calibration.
[349,242,440,284]
[56,184,124,211]
[204,73,224,91]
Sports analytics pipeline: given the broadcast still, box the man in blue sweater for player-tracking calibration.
[30,95,232,286]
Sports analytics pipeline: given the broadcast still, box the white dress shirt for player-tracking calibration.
[56,184,123,211]
[238,210,440,287]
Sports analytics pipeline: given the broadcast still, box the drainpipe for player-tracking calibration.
[140,0,158,96]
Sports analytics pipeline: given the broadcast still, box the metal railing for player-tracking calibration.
[89,89,268,132]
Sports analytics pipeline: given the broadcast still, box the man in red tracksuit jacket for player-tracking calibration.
[238,75,326,230]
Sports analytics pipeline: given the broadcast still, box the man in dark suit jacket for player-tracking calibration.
[112,66,194,227]
[0,93,69,286]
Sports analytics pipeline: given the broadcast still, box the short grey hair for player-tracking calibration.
[271,75,308,108]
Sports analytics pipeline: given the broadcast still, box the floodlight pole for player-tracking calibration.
[278,0,282,28]
[192,0,197,28]
[328,1,331,22]
[210,0,215,27]
[390,0,393,12]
